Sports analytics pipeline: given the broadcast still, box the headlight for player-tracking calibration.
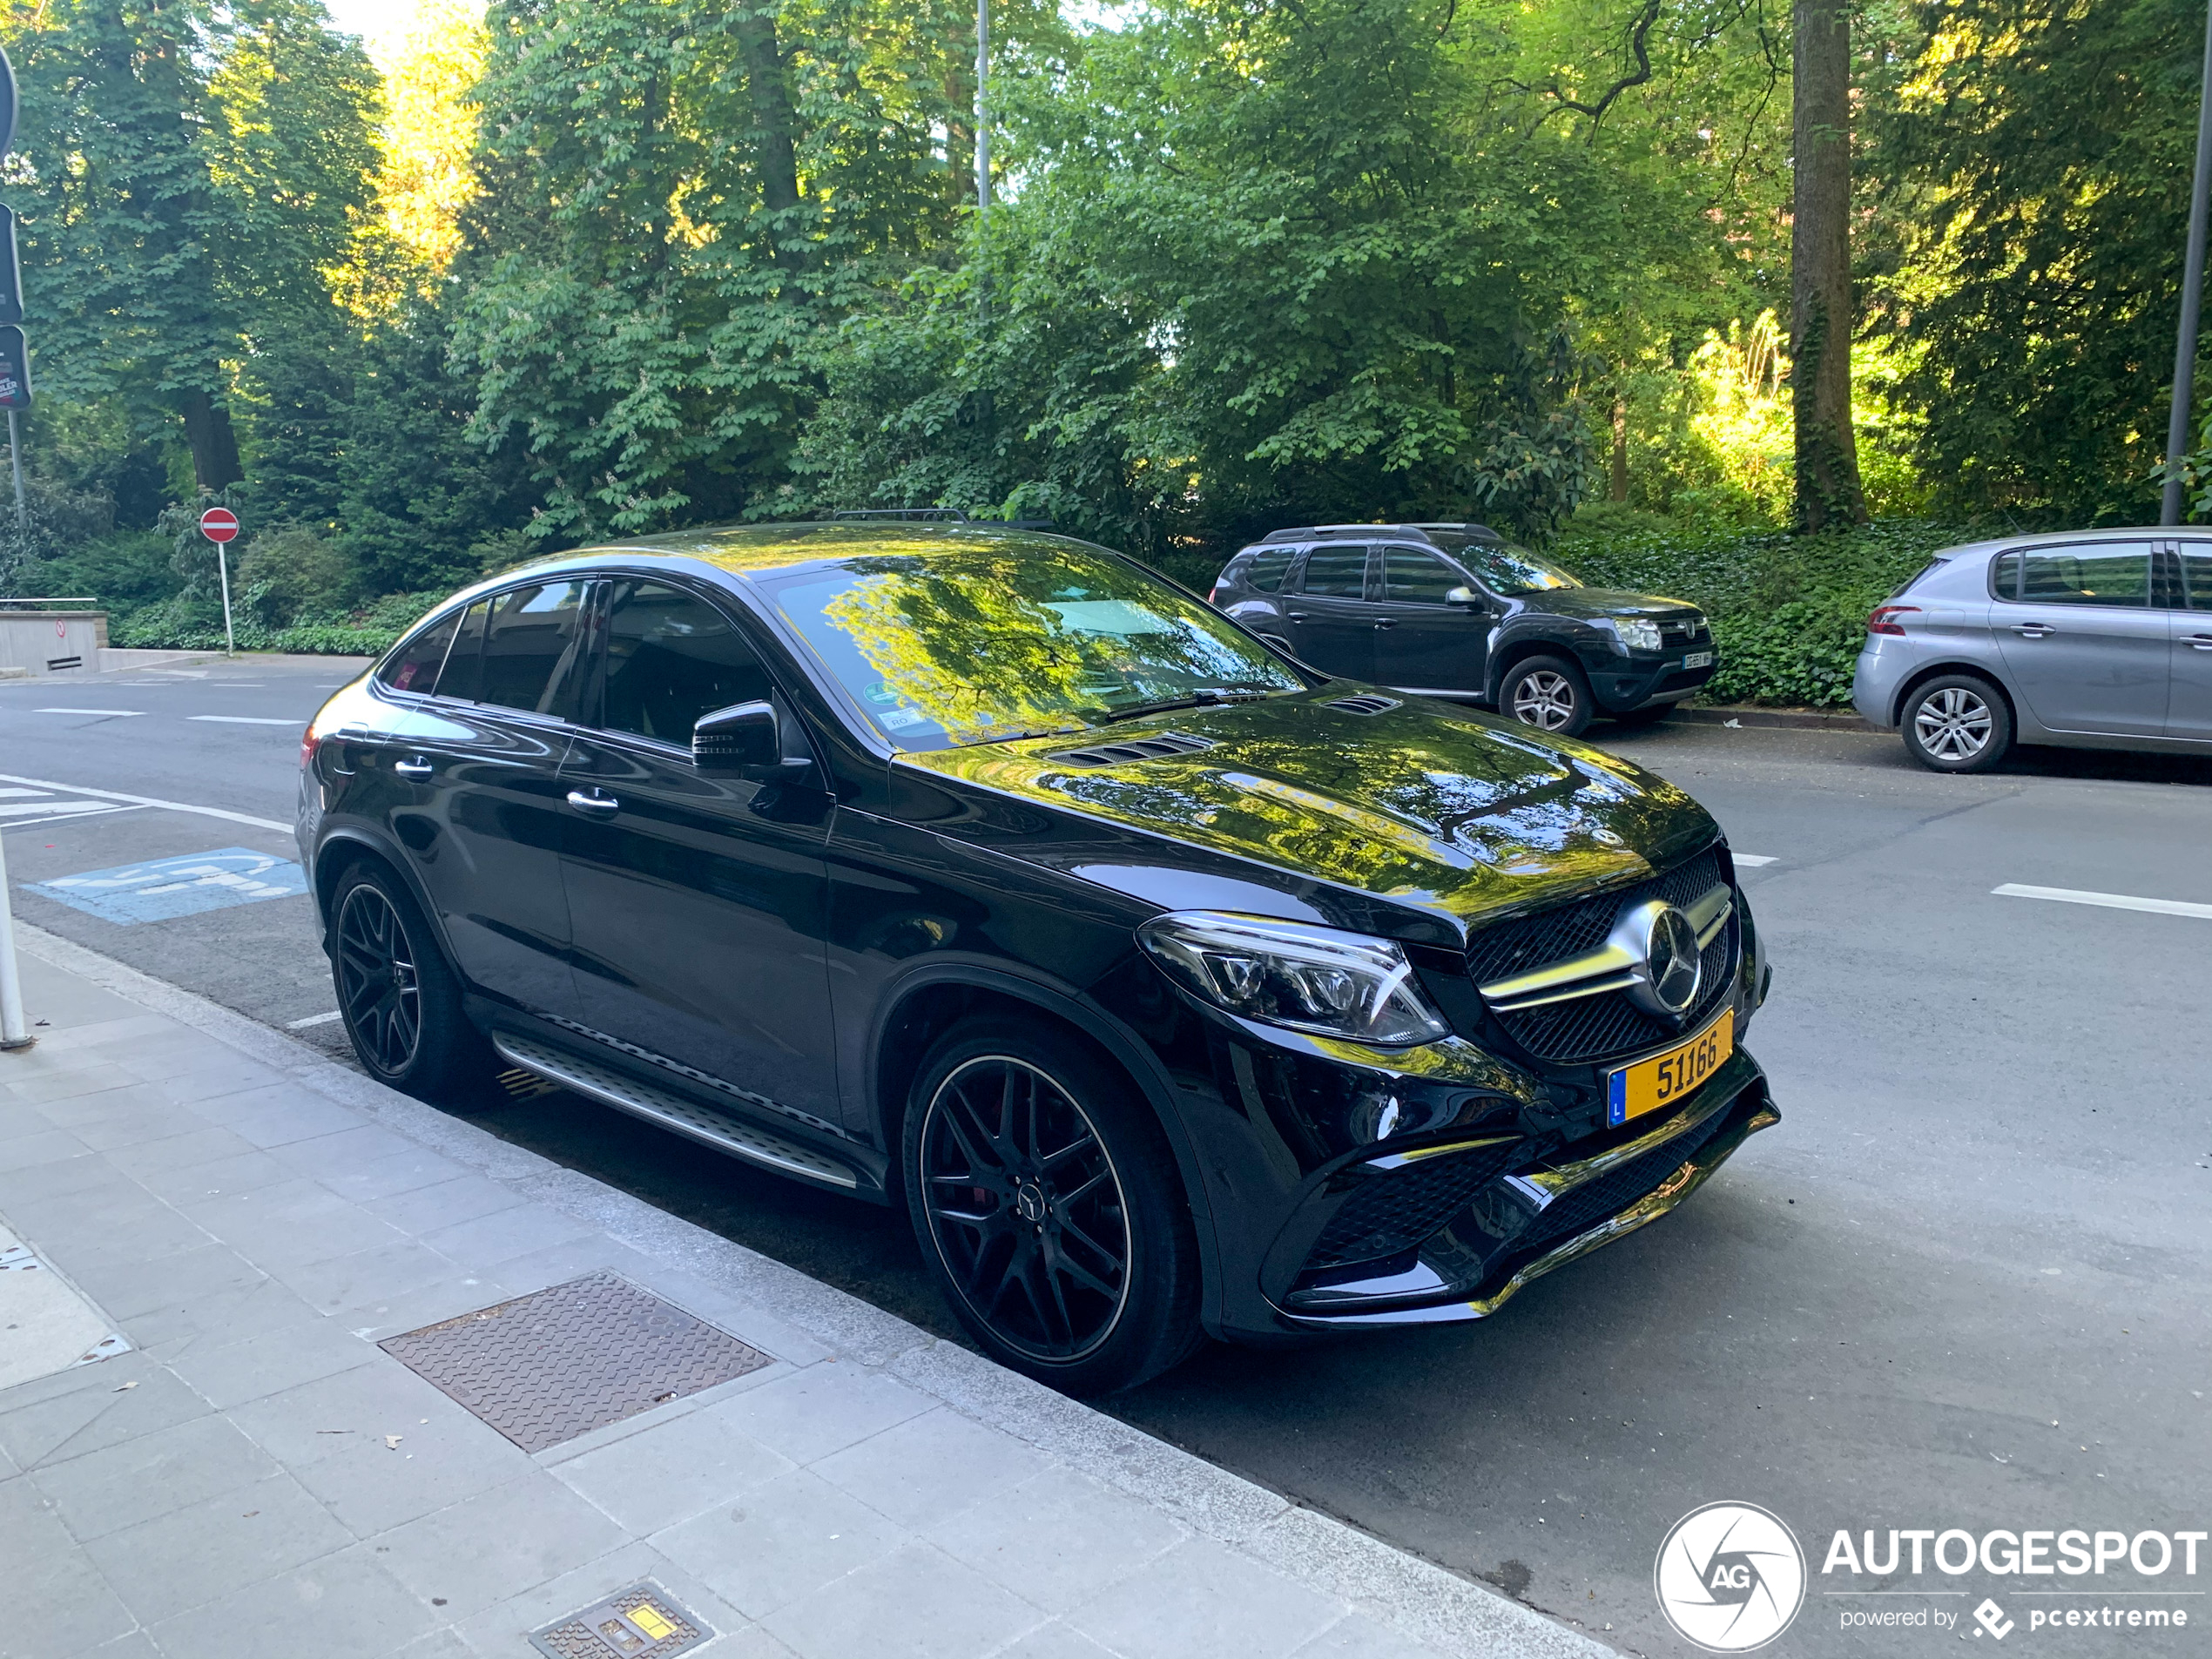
[1608,617,1663,652]
[1136,912,1453,1046]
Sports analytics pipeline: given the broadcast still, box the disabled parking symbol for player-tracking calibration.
[28,847,309,925]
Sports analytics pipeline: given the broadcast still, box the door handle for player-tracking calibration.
[2012,624,2055,638]
[1372,618,1397,631]
[393,757,434,779]
[2184,633,2212,651]
[565,789,621,816]
[1286,611,1308,622]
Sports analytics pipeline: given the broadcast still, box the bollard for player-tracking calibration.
[0,824,31,1049]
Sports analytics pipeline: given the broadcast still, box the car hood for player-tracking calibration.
[1527,588,1702,621]
[892,691,1717,946]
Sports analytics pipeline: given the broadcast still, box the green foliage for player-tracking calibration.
[1564,517,1974,704]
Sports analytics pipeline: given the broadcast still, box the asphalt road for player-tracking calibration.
[3,655,2208,1657]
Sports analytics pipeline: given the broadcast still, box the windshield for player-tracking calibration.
[1423,533,1582,596]
[757,541,1305,750]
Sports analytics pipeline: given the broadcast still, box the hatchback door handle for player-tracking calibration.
[393,757,434,779]
[566,789,620,816]
[2184,633,2212,651]
[2013,624,2055,638]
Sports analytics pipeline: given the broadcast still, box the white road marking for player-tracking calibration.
[0,772,290,834]
[0,806,139,830]
[1733,854,1778,867]
[34,708,145,717]
[187,716,300,726]
[287,1010,344,1028]
[0,800,119,819]
[1993,883,2212,921]
[0,786,49,799]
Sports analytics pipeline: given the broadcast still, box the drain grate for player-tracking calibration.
[379,1271,772,1453]
[529,1581,711,1657]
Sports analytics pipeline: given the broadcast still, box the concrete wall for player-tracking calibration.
[0,611,109,676]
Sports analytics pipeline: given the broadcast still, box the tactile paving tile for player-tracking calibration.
[529,1581,711,1657]
[379,1271,772,1453]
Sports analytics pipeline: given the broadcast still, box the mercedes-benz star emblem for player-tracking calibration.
[1643,905,1703,1015]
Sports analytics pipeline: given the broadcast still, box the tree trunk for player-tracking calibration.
[1791,0,1866,531]
[732,3,803,221]
[180,389,245,492]
[1609,398,1629,501]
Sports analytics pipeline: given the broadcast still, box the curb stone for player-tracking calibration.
[10,919,1616,1659]
[1677,703,1879,731]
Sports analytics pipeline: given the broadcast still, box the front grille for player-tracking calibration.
[1658,617,1709,647]
[1306,1140,1524,1270]
[1515,1105,1733,1257]
[1464,850,1735,1066]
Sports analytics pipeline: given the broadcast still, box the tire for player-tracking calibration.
[1610,700,1677,728]
[901,1017,1204,1393]
[1899,673,2013,773]
[1499,653,1595,738]
[329,861,493,1100]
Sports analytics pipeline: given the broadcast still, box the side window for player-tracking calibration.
[2174,544,2212,610]
[1988,553,2019,600]
[598,580,774,743]
[2018,544,2153,608]
[377,610,460,694]
[1244,548,1296,592]
[435,599,489,702]
[479,581,592,714]
[1382,546,1465,604]
[1298,546,1370,598]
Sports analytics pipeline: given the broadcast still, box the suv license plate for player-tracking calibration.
[1682,651,1715,669]
[1607,1008,1733,1127]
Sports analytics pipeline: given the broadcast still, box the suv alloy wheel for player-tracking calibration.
[1501,653,1595,737]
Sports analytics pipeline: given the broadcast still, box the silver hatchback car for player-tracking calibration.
[1853,529,2212,772]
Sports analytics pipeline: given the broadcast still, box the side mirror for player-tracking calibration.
[1445,585,1485,609]
[692,700,779,773]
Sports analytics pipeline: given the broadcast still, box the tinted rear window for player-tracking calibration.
[1298,546,1369,597]
[377,610,459,694]
[1234,547,1297,592]
[479,580,592,713]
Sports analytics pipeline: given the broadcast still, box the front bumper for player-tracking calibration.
[1586,649,1718,713]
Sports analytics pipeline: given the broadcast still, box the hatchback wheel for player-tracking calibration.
[1901,673,2012,773]
[1500,654,1594,737]
[903,1020,1202,1393]
[331,864,490,1099]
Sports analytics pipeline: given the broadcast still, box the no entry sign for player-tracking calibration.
[199,506,239,543]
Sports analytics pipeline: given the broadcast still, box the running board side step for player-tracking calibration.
[491,1032,860,1191]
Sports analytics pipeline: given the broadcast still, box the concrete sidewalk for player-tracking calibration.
[0,927,1607,1659]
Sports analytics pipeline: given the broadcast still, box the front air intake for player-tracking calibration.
[1047,732,1218,768]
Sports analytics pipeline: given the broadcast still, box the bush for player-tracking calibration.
[1555,517,1988,706]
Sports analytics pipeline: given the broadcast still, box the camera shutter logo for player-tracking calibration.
[1653,1501,1806,1652]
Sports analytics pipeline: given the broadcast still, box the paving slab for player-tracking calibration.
[0,927,1608,1659]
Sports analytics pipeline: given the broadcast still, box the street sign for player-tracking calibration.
[199,506,240,543]
[0,206,21,326]
[0,324,28,410]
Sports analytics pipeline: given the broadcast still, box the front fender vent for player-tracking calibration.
[1047,731,1217,768]
[1322,694,1401,716]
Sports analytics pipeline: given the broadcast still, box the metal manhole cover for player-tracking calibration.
[530,1581,711,1657]
[379,1271,772,1453]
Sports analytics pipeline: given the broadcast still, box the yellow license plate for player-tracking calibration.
[1608,1008,1733,1126]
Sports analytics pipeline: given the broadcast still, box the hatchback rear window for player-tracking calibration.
[1890,560,1943,597]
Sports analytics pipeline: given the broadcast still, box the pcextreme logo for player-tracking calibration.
[1654,1501,1809,1652]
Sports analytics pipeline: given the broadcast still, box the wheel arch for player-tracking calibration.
[867,962,1227,1334]
[1485,634,1583,704]
[310,827,455,965]
[1889,659,2019,730]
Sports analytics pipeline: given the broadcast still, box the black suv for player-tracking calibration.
[300,521,1775,1392]
[1212,523,1717,735]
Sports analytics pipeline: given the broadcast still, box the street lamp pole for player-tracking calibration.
[2161,0,2212,525]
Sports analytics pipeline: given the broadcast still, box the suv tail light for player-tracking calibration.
[1207,585,1219,604]
[1867,604,1919,636]
[300,726,322,771]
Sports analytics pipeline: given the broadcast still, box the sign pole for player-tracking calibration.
[199,505,239,654]
[0,825,30,1050]
[7,408,23,537]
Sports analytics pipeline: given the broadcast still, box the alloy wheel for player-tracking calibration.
[335,884,422,1076]
[1511,670,1579,730]
[1913,685,1992,761]
[918,1055,1132,1362]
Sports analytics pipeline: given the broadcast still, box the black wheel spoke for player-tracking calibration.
[334,885,422,1079]
[918,1054,1134,1364]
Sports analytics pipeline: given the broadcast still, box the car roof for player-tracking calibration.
[1927,526,2180,563]
[481,519,1121,586]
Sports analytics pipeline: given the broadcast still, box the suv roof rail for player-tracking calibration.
[1257,524,1440,546]
[1406,521,1504,543]
[832,508,969,523]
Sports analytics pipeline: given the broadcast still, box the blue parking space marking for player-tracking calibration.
[27,846,309,925]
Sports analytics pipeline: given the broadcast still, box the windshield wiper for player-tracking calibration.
[958,724,1088,747]
[1090,688,1278,725]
